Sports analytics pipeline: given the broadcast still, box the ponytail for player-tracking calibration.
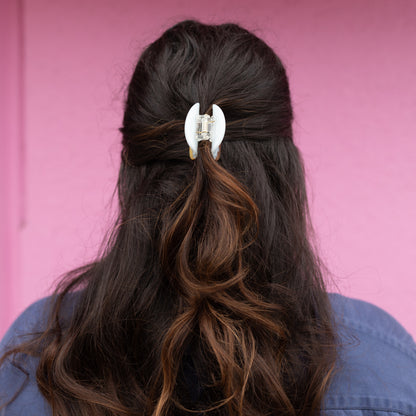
[154,140,295,416]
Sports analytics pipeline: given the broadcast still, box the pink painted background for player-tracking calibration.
[1,0,415,338]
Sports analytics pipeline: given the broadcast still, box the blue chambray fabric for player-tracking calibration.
[1,292,415,416]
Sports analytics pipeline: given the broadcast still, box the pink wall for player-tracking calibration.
[1,0,415,338]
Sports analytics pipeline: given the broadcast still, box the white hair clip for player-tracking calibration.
[184,103,226,160]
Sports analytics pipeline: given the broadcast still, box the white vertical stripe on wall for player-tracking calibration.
[0,0,24,337]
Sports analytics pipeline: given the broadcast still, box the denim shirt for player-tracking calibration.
[1,292,415,416]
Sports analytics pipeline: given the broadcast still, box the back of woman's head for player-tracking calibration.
[1,19,338,416]
[119,19,306,296]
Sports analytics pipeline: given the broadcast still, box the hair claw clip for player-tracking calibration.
[184,103,226,160]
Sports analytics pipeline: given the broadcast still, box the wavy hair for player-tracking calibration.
[0,19,339,416]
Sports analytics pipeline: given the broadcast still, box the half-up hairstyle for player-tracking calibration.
[1,19,339,416]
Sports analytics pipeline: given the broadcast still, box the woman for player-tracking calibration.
[1,19,415,416]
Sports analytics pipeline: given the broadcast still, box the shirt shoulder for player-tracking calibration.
[0,292,80,416]
[324,292,416,416]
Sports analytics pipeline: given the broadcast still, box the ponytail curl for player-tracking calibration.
[152,140,300,416]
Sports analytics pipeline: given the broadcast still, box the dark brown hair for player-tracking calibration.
[1,19,339,416]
